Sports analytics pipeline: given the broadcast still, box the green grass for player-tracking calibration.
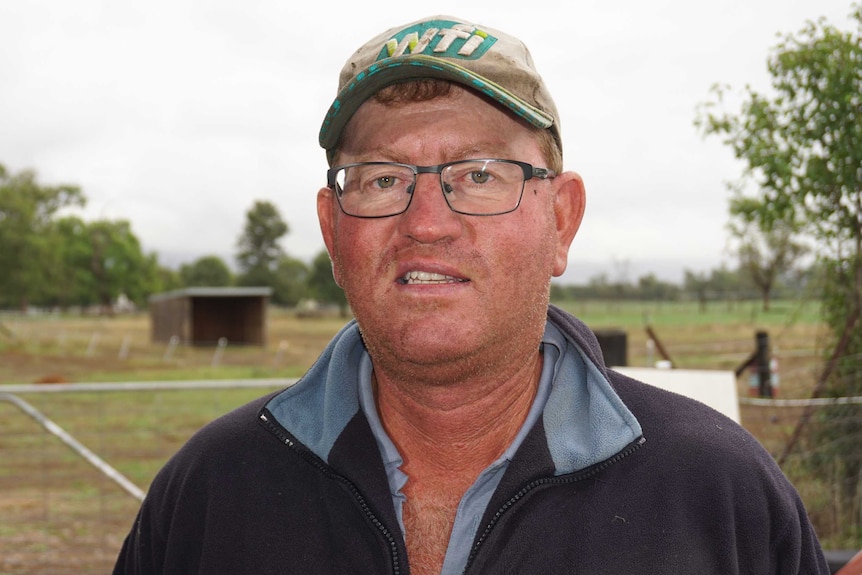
[556,298,822,329]
[73,364,305,383]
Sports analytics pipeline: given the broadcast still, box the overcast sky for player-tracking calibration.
[0,0,856,284]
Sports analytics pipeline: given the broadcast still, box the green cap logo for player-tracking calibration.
[377,20,497,61]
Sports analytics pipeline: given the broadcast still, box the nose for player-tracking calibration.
[397,173,463,243]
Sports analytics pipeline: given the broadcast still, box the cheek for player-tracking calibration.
[509,200,559,270]
[479,225,557,303]
[330,223,393,290]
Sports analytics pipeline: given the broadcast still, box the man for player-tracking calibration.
[114,15,829,574]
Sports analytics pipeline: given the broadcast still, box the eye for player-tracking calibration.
[469,170,491,184]
[375,175,397,189]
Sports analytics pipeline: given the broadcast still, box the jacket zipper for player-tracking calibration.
[462,435,647,574]
[258,411,405,575]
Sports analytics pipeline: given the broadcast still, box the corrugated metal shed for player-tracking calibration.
[149,287,272,346]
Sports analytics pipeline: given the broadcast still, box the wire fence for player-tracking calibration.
[0,381,290,575]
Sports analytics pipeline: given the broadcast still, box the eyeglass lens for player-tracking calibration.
[334,160,525,217]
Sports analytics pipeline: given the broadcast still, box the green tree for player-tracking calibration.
[0,164,84,309]
[139,253,168,301]
[308,250,348,316]
[46,216,97,308]
[636,273,680,301]
[706,264,750,311]
[236,200,288,287]
[697,8,862,254]
[270,256,310,307]
[155,264,183,294]
[683,270,710,312]
[698,6,862,542]
[35,215,159,311]
[87,219,157,311]
[730,217,808,311]
[180,255,233,287]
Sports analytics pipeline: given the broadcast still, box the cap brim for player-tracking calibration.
[319,54,555,153]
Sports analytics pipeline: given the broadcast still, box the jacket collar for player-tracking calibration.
[263,305,642,478]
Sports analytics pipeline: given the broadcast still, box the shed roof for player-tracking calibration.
[149,287,273,303]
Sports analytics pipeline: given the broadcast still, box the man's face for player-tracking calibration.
[317,86,584,384]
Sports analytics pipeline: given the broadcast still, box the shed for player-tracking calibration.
[149,287,272,346]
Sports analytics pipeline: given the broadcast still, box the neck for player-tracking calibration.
[374,348,543,475]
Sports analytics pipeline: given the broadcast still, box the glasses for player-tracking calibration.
[326,159,556,218]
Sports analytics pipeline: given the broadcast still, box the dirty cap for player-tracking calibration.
[319,15,561,163]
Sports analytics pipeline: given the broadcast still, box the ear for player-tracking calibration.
[550,171,586,277]
[317,186,343,287]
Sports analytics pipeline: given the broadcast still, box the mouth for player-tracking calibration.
[398,271,469,285]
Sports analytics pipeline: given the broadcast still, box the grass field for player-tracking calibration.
[0,299,828,386]
[0,298,857,573]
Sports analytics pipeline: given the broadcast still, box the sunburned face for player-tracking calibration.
[317,86,585,385]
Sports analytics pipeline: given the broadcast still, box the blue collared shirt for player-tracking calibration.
[357,323,565,575]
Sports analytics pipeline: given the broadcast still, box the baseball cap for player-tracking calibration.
[318,15,561,160]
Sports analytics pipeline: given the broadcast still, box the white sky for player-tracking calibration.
[0,0,856,284]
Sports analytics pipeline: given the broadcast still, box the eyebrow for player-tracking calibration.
[347,143,513,164]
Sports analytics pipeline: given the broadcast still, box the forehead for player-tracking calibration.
[336,85,543,163]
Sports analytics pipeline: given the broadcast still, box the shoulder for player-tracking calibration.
[547,305,779,480]
[608,370,825,555]
[180,392,278,454]
[146,390,286,497]
[606,368,805,519]
[610,368,766,460]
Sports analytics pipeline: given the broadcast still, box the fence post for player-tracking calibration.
[86,332,100,357]
[163,335,180,361]
[212,337,228,368]
[273,340,288,366]
[118,334,131,360]
[645,325,674,367]
[755,330,772,398]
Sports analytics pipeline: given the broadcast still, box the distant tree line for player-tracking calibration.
[171,199,348,315]
[550,264,815,309]
[0,164,159,312]
[0,165,345,313]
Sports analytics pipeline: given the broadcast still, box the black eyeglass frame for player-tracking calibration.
[326,159,556,218]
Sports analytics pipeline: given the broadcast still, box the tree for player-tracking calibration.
[154,264,183,294]
[138,253,167,302]
[636,273,680,302]
[307,250,349,316]
[31,215,159,311]
[180,255,233,287]
[706,264,748,310]
[683,269,710,312]
[698,6,862,538]
[0,164,84,309]
[729,216,808,311]
[271,256,309,307]
[46,216,98,309]
[697,7,862,297]
[86,219,157,311]
[698,8,862,255]
[236,200,288,286]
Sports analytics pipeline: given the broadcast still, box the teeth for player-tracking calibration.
[401,271,465,285]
